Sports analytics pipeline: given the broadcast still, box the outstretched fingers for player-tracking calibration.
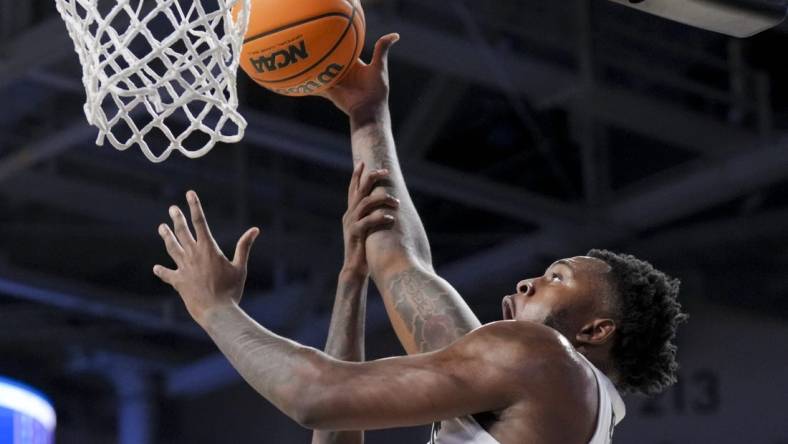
[159,223,184,263]
[371,33,400,70]
[152,264,177,287]
[186,190,213,243]
[169,205,196,250]
[232,227,261,268]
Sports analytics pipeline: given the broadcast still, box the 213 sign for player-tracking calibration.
[640,369,720,417]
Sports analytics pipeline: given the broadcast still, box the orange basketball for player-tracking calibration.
[237,0,365,97]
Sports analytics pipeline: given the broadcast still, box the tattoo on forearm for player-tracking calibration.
[388,268,469,353]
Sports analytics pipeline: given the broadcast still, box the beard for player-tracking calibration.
[543,308,571,337]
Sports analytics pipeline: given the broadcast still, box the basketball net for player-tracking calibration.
[55,0,251,162]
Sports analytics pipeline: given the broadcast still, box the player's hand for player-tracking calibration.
[153,190,260,327]
[320,33,400,120]
[341,162,398,278]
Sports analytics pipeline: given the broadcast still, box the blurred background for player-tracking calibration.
[1,0,788,443]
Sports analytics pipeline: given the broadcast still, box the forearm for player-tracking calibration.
[200,309,515,434]
[379,265,481,354]
[200,304,323,425]
[312,271,368,444]
[324,270,368,361]
[350,107,480,355]
[349,107,432,274]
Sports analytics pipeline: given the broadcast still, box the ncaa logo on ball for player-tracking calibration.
[250,40,309,73]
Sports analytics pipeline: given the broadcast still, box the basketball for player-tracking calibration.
[237,0,366,97]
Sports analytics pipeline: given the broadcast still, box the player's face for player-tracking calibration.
[502,256,612,336]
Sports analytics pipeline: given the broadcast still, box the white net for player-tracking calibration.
[55,0,251,162]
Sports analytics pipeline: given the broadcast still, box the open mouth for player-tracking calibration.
[502,296,515,320]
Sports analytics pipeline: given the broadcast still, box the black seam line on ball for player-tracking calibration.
[243,12,350,44]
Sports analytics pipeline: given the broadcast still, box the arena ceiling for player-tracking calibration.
[1,0,787,410]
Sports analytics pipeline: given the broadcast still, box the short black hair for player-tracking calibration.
[587,249,688,396]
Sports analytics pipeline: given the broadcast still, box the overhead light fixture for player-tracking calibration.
[607,0,788,37]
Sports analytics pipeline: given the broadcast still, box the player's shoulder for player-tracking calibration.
[466,320,576,354]
[466,322,600,441]
[463,320,591,378]
[465,321,597,410]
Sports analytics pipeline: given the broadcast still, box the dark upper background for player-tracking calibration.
[1,0,787,443]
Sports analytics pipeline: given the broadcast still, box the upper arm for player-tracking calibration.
[374,261,482,355]
[301,321,579,431]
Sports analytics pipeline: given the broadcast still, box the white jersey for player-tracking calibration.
[428,356,625,444]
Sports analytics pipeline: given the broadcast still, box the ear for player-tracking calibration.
[575,318,616,346]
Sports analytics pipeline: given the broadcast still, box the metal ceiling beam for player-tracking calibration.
[0,266,203,339]
[63,149,348,222]
[608,136,788,228]
[627,207,788,260]
[369,132,788,302]
[1,95,585,230]
[3,169,184,227]
[362,9,760,157]
[239,110,590,228]
[0,263,314,350]
[0,118,343,229]
[584,86,757,157]
[452,1,577,197]
[0,169,342,274]
[4,81,588,254]
[445,139,788,298]
[406,161,593,228]
[574,0,606,206]
[363,11,575,105]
